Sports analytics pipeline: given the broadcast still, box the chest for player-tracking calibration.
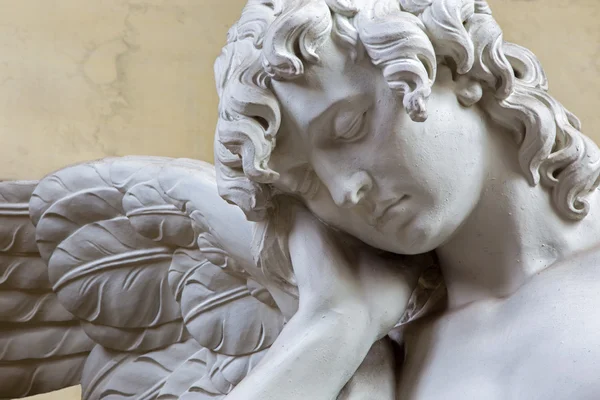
[396,277,600,400]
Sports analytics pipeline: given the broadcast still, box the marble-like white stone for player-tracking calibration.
[2,1,600,399]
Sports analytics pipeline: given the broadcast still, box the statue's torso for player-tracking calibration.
[397,250,600,400]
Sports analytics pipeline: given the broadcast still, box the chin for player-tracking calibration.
[389,215,453,255]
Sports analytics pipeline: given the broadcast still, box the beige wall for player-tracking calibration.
[0,0,248,181]
[1,0,599,182]
[20,386,81,400]
[11,0,600,399]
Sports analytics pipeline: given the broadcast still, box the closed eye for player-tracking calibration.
[334,110,368,143]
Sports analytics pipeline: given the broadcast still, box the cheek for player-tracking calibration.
[393,104,487,193]
[419,137,484,198]
[393,126,488,250]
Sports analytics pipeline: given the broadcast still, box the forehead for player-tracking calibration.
[270,39,378,134]
[267,39,383,191]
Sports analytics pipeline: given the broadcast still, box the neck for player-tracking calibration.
[436,128,600,309]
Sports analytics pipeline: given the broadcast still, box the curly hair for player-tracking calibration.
[213,0,600,302]
[214,0,600,225]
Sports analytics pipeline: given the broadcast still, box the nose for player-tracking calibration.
[330,170,373,208]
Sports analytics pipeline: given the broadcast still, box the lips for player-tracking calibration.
[370,195,409,226]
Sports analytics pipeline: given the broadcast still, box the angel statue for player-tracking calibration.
[1,0,599,399]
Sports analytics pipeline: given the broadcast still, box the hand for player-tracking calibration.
[225,204,423,400]
[288,204,425,341]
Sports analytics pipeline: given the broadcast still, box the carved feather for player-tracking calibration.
[32,158,187,352]
[0,352,89,398]
[0,323,91,361]
[0,180,94,398]
[203,349,268,394]
[0,255,51,290]
[81,339,202,400]
[177,349,267,399]
[168,247,284,356]
[0,290,76,322]
[24,157,296,397]
[35,187,124,262]
[0,183,39,254]
[157,348,214,399]
[48,218,180,330]
[123,180,200,249]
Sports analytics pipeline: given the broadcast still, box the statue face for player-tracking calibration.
[270,39,492,255]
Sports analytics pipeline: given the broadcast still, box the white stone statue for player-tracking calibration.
[2,0,600,399]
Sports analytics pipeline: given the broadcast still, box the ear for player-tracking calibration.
[454,75,483,107]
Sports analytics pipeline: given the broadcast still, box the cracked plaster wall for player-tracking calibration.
[7,0,600,398]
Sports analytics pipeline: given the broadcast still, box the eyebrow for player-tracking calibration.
[306,93,369,140]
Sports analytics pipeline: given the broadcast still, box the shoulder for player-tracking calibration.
[404,247,600,345]
[510,245,600,313]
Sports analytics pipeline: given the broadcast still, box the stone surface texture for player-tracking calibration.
[3,0,599,399]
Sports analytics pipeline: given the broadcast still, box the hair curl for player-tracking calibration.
[215,0,600,223]
[213,0,600,301]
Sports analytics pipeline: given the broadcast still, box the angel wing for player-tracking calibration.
[26,156,296,399]
[1,155,444,399]
[0,181,94,398]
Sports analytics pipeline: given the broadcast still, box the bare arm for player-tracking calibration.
[227,206,420,400]
[226,308,374,400]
